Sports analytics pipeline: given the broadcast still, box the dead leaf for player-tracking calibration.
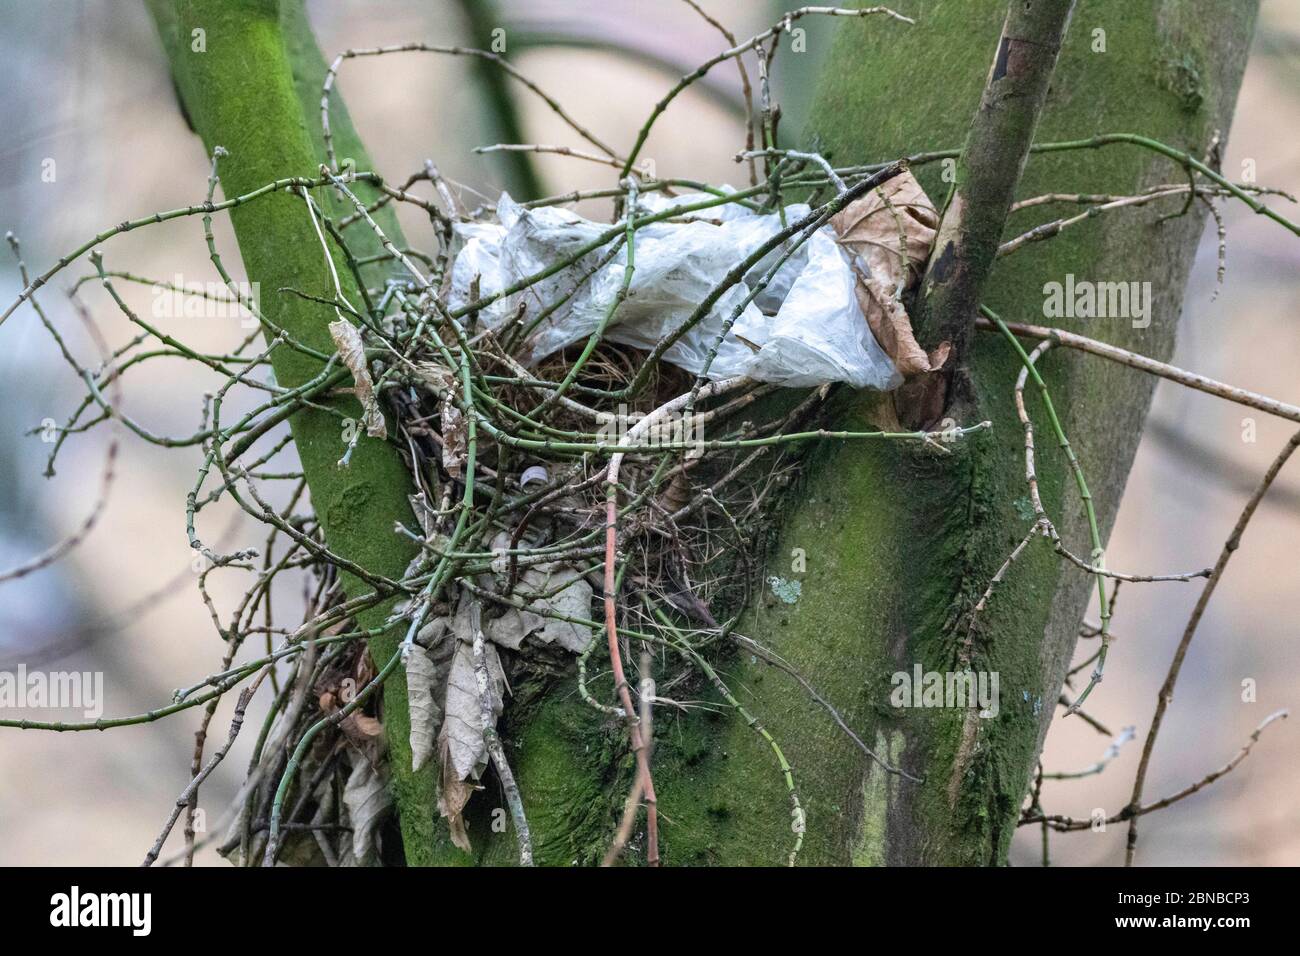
[328,319,387,439]
[452,591,525,649]
[353,647,376,689]
[433,631,506,853]
[342,752,392,862]
[406,644,439,773]
[481,607,531,650]
[338,712,385,768]
[347,712,384,738]
[830,170,940,378]
[927,340,953,370]
[407,617,455,773]
[437,744,476,853]
[415,361,468,478]
[658,471,695,516]
[458,560,594,654]
[857,275,932,377]
[832,169,938,288]
[525,564,594,653]
[438,638,506,781]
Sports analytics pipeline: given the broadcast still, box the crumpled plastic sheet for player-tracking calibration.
[448,190,901,390]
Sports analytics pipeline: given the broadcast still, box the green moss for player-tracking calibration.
[440,0,1256,867]
[146,0,462,866]
[1155,46,1205,114]
[786,0,1257,864]
[475,686,622,866]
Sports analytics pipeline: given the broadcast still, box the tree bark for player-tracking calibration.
[913,0,1075,413]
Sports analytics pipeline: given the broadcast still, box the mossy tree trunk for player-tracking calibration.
[649,0,1257,865]
[147,0,460,864]
[480,0,1260,867]
[147,0,1259,865]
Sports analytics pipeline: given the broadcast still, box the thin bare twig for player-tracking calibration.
[1124,431,1300,865]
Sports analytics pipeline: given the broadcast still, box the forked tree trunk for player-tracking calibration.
[148,0,1258,865]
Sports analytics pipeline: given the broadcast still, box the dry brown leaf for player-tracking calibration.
[830,170,939,378]
[353,646,376,689]
[858,274,932,377]
[339,711,386,767]
[432,614,510,853]
[437,741,476,853]
[415,361,468,478]
[316,649,386,766]
[348,712,384,738]
[328,319,387,439]
[342,752,392,862]
[927,340,953,370]
[831,169,938,287]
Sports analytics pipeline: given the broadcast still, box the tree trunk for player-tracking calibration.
[645,0,1258,865]
[147,0,1259,865]
[147,0,461,865]
[472,0,1260,866]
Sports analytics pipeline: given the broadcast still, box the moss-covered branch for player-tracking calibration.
[698,0,1260,864]
[145,0,462,865]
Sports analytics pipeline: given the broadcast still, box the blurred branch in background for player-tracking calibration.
[455,0,543,198]
[1146,416,1300,512]
[506,25,749,119]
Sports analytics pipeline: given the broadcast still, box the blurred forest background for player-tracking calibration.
[0,0,1297,865]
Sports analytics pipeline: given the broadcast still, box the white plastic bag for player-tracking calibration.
[448,191,900,390]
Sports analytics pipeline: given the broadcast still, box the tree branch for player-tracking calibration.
[146,0,457,866]
[911,0,1076,417]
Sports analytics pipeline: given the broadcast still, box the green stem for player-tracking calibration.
[984,304,1112,707]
